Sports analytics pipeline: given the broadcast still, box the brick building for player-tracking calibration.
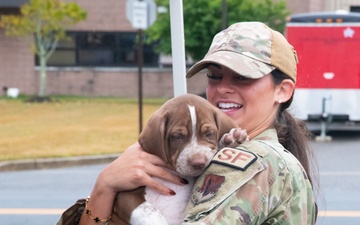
[0,0,359,98]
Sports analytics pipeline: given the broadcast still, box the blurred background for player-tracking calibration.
[0,0,360,224]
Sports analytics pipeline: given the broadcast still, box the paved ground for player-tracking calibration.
[0,130,359,225]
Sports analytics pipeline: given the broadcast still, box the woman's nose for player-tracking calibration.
[217,78,235,94]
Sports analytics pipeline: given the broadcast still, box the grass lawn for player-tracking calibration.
[0,96,168,161]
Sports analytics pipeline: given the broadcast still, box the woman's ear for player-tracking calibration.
[276,79,295,103]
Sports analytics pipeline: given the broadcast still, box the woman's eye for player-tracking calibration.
[234,74,250,81]
[207,73,222,80]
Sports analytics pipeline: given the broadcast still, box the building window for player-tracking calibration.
[350,6,360,13]
[38,31,159,67]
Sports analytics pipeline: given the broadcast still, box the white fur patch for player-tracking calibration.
[130,201,168,225]
[176,144,215,177]
[175,105,216,177]
[135,177,195,225]
[188,105,197,139]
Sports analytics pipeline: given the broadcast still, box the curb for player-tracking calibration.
[0,154,120,172]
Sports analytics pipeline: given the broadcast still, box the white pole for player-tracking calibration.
[169,0,187,97]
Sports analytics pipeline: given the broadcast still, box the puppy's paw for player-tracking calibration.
[219,128,249,148]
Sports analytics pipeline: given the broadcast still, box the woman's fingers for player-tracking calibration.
[127,143,188,186]
[141,174,177,196]
[99,142,187,194]
[146,162,188,185]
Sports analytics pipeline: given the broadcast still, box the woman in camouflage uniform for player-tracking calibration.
[59,22,318,225]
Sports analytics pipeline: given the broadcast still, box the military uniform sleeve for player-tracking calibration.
[56,199,86,225]
[182,139,316,225]
[181,161,279,225]
[263,163,316,225]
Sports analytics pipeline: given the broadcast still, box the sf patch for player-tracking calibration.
[212,147,257,170]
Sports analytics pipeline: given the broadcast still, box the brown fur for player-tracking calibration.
[139,94,237,166]
[111,188,146,224]
[109,94,237,225]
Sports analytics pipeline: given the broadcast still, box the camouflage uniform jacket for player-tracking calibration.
[56,198,85,225]
[57,129,316,225]
[182,128,316,225]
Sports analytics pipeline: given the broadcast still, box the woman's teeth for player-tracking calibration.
[218,102,241,112]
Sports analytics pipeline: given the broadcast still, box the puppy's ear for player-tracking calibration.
[138,110,168,162]
[213,109,238,140]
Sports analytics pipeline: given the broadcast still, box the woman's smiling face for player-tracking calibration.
[205,64,281,138]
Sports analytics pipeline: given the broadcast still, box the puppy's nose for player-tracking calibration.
[189,155,206,170]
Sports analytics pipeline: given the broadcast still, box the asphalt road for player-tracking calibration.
[0,130,359,225]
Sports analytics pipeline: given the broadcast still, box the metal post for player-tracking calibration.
[138,29,143,133]
[315,97,332,142]
[320,98,327,138]
[169,0,187,97]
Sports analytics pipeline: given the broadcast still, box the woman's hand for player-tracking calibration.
[97,142,187,195]
[79,142,188,225]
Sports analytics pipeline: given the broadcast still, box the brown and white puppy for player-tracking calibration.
[109,94,248,225]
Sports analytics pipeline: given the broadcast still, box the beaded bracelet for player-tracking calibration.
[85,196,112,224]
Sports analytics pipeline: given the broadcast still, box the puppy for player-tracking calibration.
[109,94,248,225]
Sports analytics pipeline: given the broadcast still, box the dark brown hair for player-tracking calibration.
[271,69,319,218]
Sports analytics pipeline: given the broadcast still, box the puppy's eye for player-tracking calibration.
[171,133,184,141]
[205,131,215,139]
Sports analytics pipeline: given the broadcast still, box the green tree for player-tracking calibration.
[147,0,289,61]
[0,0,87,99]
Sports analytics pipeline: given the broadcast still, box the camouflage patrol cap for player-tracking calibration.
[186,22,298,82]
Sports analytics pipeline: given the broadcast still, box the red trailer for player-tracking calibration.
[286,11,360,131]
